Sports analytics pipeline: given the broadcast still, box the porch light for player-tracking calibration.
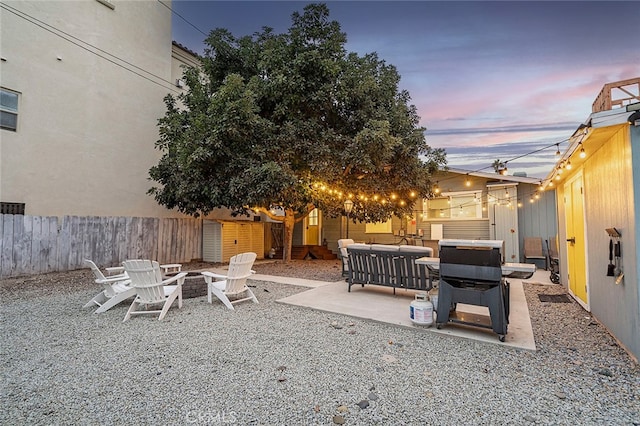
[344,199,354,239]
[344,199,353,214]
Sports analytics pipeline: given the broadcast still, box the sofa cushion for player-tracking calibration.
[337,239,355,249]
[348,243,371,251]
[399,245,434,256]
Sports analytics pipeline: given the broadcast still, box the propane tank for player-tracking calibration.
[410,292,433,326]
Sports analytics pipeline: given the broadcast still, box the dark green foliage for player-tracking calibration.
[149,3,446,223]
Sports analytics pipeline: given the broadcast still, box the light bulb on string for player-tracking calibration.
[566,160,572,170]
[579,144,586,159]
[555,144,561,156]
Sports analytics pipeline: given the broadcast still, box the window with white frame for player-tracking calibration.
[424,191,483,219]
[1,88,19,131]
[308,208,318,226]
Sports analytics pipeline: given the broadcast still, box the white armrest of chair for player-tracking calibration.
[159,271,188,286]
[96,275,131,285]
[200,271,228,283]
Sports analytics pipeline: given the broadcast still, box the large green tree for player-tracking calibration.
[149,3,446,260]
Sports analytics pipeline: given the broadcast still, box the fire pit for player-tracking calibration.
[166,271,207,299]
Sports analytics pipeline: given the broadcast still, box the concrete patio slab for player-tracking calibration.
[276,277,536,351]
[205,265,548,351]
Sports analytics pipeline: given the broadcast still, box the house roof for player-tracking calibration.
[442,168,543,185]
[172,40,200,58]
[542,104,637,184]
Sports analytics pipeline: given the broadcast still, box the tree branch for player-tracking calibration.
[251,207,285,222]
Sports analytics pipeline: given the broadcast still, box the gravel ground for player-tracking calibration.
[1,261,638,425]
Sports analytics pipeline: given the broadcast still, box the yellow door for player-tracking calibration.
[306,208,319,245]
[564,173,588,306]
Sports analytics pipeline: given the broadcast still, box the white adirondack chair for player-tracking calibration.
[201,252,258,310]
[83,259,137,314]
[122,259,187,321]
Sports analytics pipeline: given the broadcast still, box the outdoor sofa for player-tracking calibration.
[344,243,434,293]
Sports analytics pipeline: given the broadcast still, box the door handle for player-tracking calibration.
[567,237,576,244]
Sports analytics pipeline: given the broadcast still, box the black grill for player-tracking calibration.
[435,241,510,341]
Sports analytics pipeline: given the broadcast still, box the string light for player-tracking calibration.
[465,175,471,187]
[566,160,572,170]
[579,143,586,159]
[555,144,561,156]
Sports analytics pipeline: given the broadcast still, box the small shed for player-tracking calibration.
[203,220,264,263]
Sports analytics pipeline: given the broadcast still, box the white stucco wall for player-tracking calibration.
[1,0,185,218]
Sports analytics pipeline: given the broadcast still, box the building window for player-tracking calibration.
[1,88,19,131]
[424,191,483,219]
[308,208,318,226]
[365,219,392,234]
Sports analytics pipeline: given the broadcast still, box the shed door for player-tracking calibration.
[564,173,588,308]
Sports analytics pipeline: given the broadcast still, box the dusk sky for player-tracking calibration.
[170,1,640,179]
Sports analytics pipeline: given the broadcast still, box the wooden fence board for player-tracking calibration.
[30,216,42,274]
[58,216,71,271]
[45,216,58,273]
[12,215,25,275]
[1,215,13,278]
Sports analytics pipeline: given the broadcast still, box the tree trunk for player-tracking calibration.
[282,209,296,262]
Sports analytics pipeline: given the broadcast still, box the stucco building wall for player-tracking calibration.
[1,0,182,218]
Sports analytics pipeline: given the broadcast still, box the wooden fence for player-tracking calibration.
[0,214,202,278]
